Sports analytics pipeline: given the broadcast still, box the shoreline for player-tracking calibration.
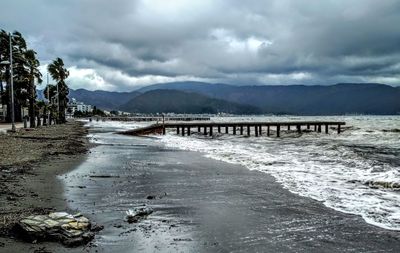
[2,119,400,252]
[0,121,91,252]
[61,123,400,252]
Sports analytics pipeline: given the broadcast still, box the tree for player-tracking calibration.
[36,100,47,125]
[24,49,42,127]
[44,84,57,124]
[47,58,69,123]
[0,30,16,122]
[0,30,41,124]
[0,30,8,105]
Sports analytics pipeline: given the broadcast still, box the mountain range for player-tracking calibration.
[118,89,260,114]
[40,82,400,115]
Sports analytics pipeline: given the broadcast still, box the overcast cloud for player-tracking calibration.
[1,0,400,91]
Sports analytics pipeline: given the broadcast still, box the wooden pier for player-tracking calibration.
[103,116,211,122]
[120,121,346,137]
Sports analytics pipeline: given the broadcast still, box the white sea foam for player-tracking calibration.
[156,116,400,230]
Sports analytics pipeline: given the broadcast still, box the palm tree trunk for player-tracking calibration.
[59,98,66,123]
[29,79,35,127]
[42,107,47,125]
[14,102,22,122]
[0,80,3,97]
[0,56,3,102]
[5,65,11,123]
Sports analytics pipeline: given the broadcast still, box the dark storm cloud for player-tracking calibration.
[1,0,400,90]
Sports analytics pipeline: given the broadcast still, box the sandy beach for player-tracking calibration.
[0,121,90,252]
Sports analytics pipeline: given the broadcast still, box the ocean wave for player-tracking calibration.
[157,116,400,230]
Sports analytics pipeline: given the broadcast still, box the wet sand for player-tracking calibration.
[61,131,400,252]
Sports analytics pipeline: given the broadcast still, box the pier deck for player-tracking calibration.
[99,116,211,122]
[120,121,346,137]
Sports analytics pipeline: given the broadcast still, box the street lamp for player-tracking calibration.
[0,33,16,132]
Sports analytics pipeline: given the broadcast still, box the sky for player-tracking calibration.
[1,0,400,91]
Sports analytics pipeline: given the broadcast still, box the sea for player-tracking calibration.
[81,115,400,231]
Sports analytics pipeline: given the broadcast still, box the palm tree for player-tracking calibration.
[11,31,29,123]
[44,84,57,124]
[36,100,46,125]
[0,30,12,120]
[24,49,42,127]
[0,30,34,123]
[47,58,69,123]
[0,30,8,103]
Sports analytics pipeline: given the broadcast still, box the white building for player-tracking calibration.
[68,98,93,114]
[77,103,92,112]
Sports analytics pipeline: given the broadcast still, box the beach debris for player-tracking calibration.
[119,228,137,236]
[33,247,52,253]
[173,238,193,242]
[6,196,17,201]
[365,181,400,190]
[126,206,154,223]
[89,175,120,178]
[146,195,156,200]
[381,128,400,133]
[13,212,97,247]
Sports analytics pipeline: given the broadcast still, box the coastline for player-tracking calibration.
[0,121,91,252]
[1,119,400,252]
[62,123,400,252]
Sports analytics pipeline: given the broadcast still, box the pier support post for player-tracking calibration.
[177,127,180,135]
[198,126,201,132]
[209,126,213,136]
[314,125,317,131]
[182,127,185,136]
[188,127,191,136]
[233,127,236,135]
[267,125,270,136]
[307,124,310,130]
[204,127,207,135]
[247,125,250,136]
[259,125,262,135]
[240,126,243,135]
[225,126,228,134]
[297,125,301,133]
[163,126,166,135]
[277,125,280,137]
[317,124,321,133]
[338,124,341,134]
[288,125,290,131]
[325,124,328,134]
[255,126,259,137]
[218,126,221,133]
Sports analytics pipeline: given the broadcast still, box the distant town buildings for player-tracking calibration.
[67,98,93,114]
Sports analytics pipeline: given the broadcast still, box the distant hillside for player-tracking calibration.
[137,82,400,115]
[37,88,140,110]
[39,82,400,115]
[68,89,140,110]
[118,89,260,114]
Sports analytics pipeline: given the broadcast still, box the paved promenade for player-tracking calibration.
[0,123,24,134]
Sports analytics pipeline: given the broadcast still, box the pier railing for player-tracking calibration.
[120,121,346,137]
[96,116,211,122]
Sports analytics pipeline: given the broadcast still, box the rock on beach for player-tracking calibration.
[13,212,95,247]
